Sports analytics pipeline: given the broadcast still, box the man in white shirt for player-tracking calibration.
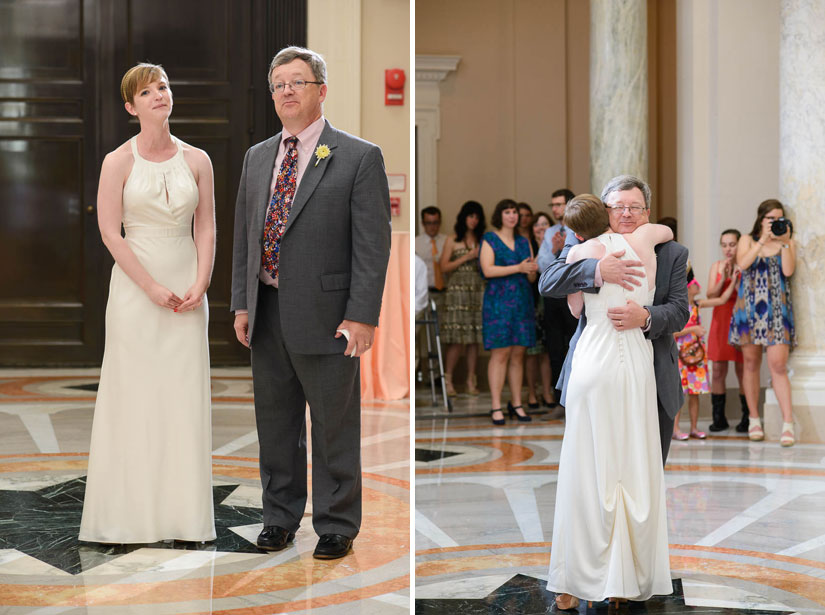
[414,206,447,291]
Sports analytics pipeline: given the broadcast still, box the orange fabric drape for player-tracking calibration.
[360,231,410,400]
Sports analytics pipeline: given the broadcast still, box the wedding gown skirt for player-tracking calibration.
[547,233,671,601]
[80,137,215,543]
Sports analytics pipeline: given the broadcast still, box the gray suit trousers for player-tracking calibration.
[251,283,362,538]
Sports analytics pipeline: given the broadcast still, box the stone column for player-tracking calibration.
[764,0,825,442]
[590,0,648,194]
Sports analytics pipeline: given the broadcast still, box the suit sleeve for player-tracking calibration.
[538,237,598,299]
[230,148,252,313]
[646,243,690,340]
[344,145,391,326]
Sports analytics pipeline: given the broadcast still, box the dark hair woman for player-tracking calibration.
[729,200,797,445]
[480,199,538,424]
[439,201,487,395]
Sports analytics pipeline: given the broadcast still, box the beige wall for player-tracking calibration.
[416,0,590,229]
[362,0,411,232]
[308,0,411,232]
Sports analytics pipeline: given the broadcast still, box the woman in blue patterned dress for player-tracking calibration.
[729,199,797,445]
[480,199,538,425]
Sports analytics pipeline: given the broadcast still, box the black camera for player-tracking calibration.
[771,217,793,237]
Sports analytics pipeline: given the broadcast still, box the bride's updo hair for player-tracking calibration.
[563,194,610,240]
[120,63,169,105]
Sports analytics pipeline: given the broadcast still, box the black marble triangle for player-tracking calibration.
[65,383,99,392]
[0,477,267,575]
[414,575,793,614]
[415,448,462,463]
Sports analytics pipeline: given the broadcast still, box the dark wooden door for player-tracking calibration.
[0,0,306,366]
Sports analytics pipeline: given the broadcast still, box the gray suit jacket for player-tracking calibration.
[537,236,690,419]
[231,120,391,354]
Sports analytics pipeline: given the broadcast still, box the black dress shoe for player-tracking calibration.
[256,525,295,551]
[313,533,353,559]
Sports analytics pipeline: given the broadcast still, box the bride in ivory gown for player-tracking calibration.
[546,195,673,608]
[79,63,216,543]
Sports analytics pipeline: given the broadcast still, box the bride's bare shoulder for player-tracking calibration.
[568,237,605,263]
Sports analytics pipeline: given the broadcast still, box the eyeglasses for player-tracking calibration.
[270,79,324,94]
[605,205,647,215]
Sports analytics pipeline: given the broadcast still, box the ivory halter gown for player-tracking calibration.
[547,233,671,601]
[79,137,215,543]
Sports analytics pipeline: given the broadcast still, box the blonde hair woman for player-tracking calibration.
[79,64,217,543]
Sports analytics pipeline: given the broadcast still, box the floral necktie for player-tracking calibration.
[262,136,299,279]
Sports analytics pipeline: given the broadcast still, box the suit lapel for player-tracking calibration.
[653,243,667,305]
[252,133,281,242]
[284,121,338,235]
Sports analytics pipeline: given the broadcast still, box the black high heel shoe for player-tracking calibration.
[527,401,540,410]
[542,398,558,409]
[507,401,532,422]
[490,408,505,426]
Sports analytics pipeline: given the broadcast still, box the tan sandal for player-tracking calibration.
[780,422,795,447]
[554,593,580,610]
[465,374,479,396]
[444,374,456,396]
[748,416,764,441]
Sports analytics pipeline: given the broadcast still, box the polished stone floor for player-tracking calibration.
[415,393,825,614]
[0,368,410,614]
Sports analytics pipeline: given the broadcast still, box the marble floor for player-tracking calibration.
[415,393,825,614]
[0,368,410,614]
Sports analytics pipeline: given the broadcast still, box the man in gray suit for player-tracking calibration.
[538,175,689,463]
[231,47,391,559]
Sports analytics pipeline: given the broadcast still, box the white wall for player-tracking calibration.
[677,0,780,386]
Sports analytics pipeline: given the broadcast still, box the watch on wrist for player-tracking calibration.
[644,309,652,330]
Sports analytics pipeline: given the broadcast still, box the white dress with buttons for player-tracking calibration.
[547,233,671,601]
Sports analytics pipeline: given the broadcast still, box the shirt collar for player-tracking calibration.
[281,116,326,149]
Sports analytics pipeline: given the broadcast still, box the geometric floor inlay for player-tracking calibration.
[0,478,262,575]
[415,576,793,614]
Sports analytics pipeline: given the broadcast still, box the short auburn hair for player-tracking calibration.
[563,194,610,240]
[120,63,169,105]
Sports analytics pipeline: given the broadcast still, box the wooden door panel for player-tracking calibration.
[0,0,103,365]
[0,0,305,365]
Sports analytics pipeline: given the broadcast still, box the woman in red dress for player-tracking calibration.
[705,229,745,432]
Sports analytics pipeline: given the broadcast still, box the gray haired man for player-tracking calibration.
[231,46,391,559]
[538,175,689,463]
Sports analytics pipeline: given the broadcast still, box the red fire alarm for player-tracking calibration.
[390,197,401,216]
[385,68,405,106]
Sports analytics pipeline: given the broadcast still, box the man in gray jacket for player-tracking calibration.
[231,47,391,559]
[538,175,689,463]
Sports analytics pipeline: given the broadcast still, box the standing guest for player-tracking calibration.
[231,46,391,558]
[415,206,447,292]
[80,63,216,543]
[525,212,556,409]
[537,188,577,413]
[439,201,486,396]
[730,199,796,446]
[706,229,746,432]
[480,199,538,425]
[672,270,738,440]
[517,202,534,243]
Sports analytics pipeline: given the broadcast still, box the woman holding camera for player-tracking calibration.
[729,199,796,445]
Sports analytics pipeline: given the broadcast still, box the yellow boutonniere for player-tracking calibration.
[314,144,331,167]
